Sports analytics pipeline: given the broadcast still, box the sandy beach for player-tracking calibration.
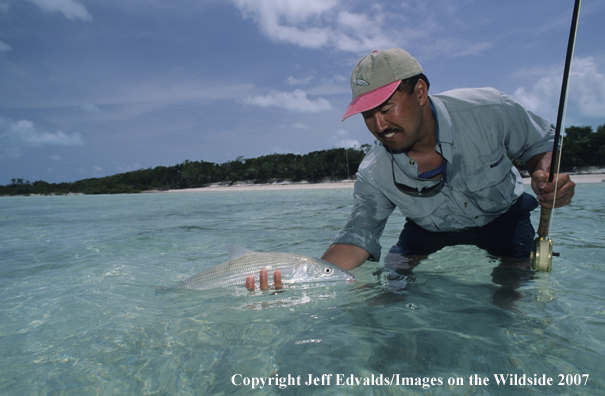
[156,172,605,193]
[523,173,605,185]
[160,180,357,193]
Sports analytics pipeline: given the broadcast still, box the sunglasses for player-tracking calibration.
[390,144,446,197]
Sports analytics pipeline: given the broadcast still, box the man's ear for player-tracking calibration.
[415,79,429,105]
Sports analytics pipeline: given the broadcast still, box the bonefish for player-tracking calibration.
[167,245,354,290]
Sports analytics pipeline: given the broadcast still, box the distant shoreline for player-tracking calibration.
[145,173,605,194]
[148,180,357,193]
[523,173,605,185]
[7,172,603,197]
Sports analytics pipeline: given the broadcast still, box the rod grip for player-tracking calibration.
[536,206,552,238]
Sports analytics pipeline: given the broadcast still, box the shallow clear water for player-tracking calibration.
[1,184,604,395]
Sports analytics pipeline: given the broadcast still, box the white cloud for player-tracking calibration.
[26,0,92,21]
[231,0,397,52]
[242,89,332,113]
[0,40,11,52]
[514,78,559,118]
[328,128,359,149]
[232,0,333,48]
[568,57,605,118]
[0,116,84,158]
[332,9,397,52]
[116,163,142,173]
[429,38,494,59]
[287,75,314,86]
[81,103,101,113]
[236,0,337,24]
[230,1,494,56]
[292,122,308,129]
[514,56,605,123]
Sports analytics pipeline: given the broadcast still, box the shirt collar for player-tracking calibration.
[429,98,441,146]
[429,95,454,163]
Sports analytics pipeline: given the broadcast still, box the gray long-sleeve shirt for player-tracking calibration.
[332,87,554,261]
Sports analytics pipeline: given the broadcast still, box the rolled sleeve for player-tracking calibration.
[501,93,554,164]
[331,172,395,261]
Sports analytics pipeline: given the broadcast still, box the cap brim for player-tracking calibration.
[341,80,401,121]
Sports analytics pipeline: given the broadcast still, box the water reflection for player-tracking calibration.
[367,250,535,311]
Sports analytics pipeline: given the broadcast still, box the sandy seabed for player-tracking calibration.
[150,172,605,194]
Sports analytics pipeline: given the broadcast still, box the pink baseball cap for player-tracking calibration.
[342,48,423,121]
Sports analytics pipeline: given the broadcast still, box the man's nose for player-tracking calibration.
[373,114,389,133]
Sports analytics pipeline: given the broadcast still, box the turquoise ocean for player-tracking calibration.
[1,183,604,395]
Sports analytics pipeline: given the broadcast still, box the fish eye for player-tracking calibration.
[324,267,333,274]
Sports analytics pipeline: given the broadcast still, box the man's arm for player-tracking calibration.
[321,243,370,271]
[525,151,575,208]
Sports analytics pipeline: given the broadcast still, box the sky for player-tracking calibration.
[1,0,604,185]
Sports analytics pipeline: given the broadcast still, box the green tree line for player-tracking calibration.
[1,146,370,196]
[559,124,605,170]
[2,123,603,196]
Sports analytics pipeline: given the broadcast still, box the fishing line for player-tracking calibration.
[531,0,581,271]
[546,0,581,239]
[335,47,353,179]
[548,135,564,237]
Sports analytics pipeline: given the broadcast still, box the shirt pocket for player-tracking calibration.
[463,149,517,213]
[403,192,448,231]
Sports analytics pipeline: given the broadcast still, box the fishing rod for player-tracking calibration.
[531,0,582,272]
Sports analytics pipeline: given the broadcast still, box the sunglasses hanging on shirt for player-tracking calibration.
[389,145,446,198]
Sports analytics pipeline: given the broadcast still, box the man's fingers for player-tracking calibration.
[247,269,283,291]
[273,270,282,289]
[259,268,269,290]
[537,175,576,208]
[245,275,255,291]
[541,174,571,194]
[532,169,549,191]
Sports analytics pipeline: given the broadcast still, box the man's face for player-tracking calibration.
[361,86,425,152]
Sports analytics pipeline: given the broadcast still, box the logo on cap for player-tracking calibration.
[355,67,370,86]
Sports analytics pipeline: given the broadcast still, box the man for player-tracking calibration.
[247,48,575,290]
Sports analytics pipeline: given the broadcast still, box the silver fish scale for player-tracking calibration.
[171,252,305,290]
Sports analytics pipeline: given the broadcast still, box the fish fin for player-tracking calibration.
[225,244,257,263]
[119,282,163,288]
[119,282,171,293]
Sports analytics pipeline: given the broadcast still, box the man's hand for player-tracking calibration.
[245,244,368,290]
[526,152,575,209]
[245,268,282,291]
[531,169,575,209]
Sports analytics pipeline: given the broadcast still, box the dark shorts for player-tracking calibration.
[389,193,539,259]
